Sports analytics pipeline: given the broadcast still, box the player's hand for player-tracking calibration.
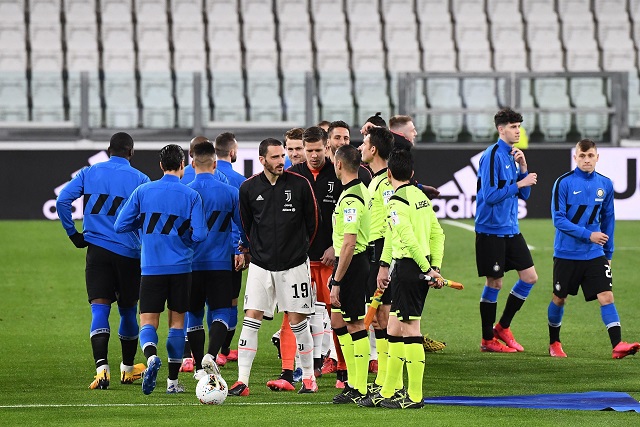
[517,172,537,188]
[590,232,609,246]
[234,254,245,271]
[330,284,341,307]
[320,246,336,266]
[511,148,527,171]
[420,185,440,200]
[238,244,250,254]
[377,266,390,290]
[69,232,88,248]
[360,121,376,135]
[425,269,443,288]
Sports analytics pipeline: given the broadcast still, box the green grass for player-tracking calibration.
[1,220,639,426]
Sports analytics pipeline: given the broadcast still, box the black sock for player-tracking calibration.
[499,294,525,328]
[168,361,180,381]
[91,333,109,368]
[182,337,192,358]
[480,302,497,341]
[337,369,347,382]
[549,325,561,345]
[314,357,322,371]
[280,369,294,384]
[207,321,229,358]
[608,326,622,348]
[220,328,236,356]
[120,338,138,366]
[187,328,206,370]
[143,345,157,359]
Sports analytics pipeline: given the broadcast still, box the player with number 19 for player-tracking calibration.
[548,139,640,359]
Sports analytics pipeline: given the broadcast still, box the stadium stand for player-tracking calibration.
[0,0,636,143]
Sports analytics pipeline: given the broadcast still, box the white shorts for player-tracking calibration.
[243,259,314,318]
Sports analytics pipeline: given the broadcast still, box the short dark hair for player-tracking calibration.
[366,112,387,128]
[214,132,236,157]
[302,126,327,145]
[328,120,350,136]
[284,127,304,145]
[335,144,361,173]
[317,120,331,129]
[368,126,394,160]
[259,138,283,157]
[192,140,216,168]
[109,132,134,156]
[159,144,185,171]
[576,138,597,152]
[494,108,523,129]
[389,115,412,130]
[387,149,413,182]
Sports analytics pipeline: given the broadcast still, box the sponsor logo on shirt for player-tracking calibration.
[344,208,357,223]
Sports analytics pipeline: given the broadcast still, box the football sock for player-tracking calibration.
[311,303,325,359]
[333,330,347,370]
[405,336,425,403]
[280,369,294,384]
[291,318,314,379]
[374,328,388,386]
[140,324,158,358]
[351,330,370,395]
[368,324,378,361]
[90,303,111,368]
[118,305,138,366]
[601,303,622,347]
[394,337,405,391]
[480,286,499,340]
[186,309,205,369]
[167,328,184,381]
[381,335,404,398]
[335,327,355,385]
[220,306,238,356]
[322,312,332,357]
[499,280,534,328]
[280,314,296,371]
[548,301,564,344]
[207,320,228,359]
[237,317,261,385]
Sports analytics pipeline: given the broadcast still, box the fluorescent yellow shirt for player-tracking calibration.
[332,179,370,255]
[367,168,394,242]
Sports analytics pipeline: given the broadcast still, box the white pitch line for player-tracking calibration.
[441,219,536,250]
[0,401,331,409]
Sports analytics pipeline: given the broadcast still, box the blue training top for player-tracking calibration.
[114,174,208,275]
[475,139,531,235]
[56,156,150,259]
[182,164,229,185]
[188,173,246,271]
[551,167,615,261]
[216,160,247,255]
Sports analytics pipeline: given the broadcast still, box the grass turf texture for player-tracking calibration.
[0,219,639,426]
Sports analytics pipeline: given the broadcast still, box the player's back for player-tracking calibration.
[368,169,394,242]
[217,160,246,189]
[188,173,241,271]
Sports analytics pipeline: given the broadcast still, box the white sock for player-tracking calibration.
[237,317,261,385]
[96,364,109,375]
[290,319,314,379]
[369,323,377,361]
[328,326,337,360]
[322,309,332,357]
[310,303,325,359]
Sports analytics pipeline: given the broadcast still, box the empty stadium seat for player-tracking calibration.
[318,72,354,124]
[522,0,556,22]
[423,49,457,72]
[31,72,65,122]
[628,72,640,127]
[316,50,350,71]
[0,0,24,22]
[426,78,464,142]
[486,0,519,19]
[175,71,209,127]
[310,0,342,18]
[100,0,132,22]
[282,72,307,124]
[135,0,166,23]
[416,0,450,18]
[458,49,492,72]
[462,78,499,142]
[354,72,390,125]
[67,71,102,126]
[557,0,591,21]
[352,50,385,72]
[172,0,202,18]
[533,78,572,140]
[103,72,138,127]
[517,78,537,130]
[571,78,609,139]
[0,50,26,71]
[385,21,419,51]
[140,71,175,127]
[64,0,95,22]
[452,0,485,22]
[594,0,628,21]
[29,0,59,22]
[0,72,29,121]
[212,72,246,122]
[382,0,415,21]
[247,71,282,122]
[276,0,307,17]
[494,49,528,72]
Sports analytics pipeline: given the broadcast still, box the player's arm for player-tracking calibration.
[480,155,520,206]
[238,183,253,244]
[601,181,615,259]
[230,190,247,250]
[114,188,142,233]
[551,179,592,242]
[56,167,86,235]
[190,193,208,243]
[428,209,445,270]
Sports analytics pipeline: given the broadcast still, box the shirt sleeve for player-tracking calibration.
[230,189,247,251]
[190,193,208,243]
[517,170,531,201]
[428,210,445,269]
[56,167,87,236]
[239,182,253,243]
[114,187,142,233]
[601,180,615,259]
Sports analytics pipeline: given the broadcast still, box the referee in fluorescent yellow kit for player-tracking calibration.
[359,148,445,409]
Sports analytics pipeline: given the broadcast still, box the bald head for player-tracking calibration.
[190,136,210,153]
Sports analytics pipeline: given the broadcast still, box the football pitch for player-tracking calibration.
[1,219,639,426]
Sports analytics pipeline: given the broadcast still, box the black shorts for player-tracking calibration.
[366,238,391,304]
[231,263,242,300]
[390,258,429,321]
[85,244,141,307]
[331,252,369,322]
[553,256,613,302]
[475,233,534,278]
[139,273,191,314]
[190,270,233,312]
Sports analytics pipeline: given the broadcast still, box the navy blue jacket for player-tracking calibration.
[552,167,615,260]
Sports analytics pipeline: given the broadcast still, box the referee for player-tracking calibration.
[56,132,149,390]
[360,148,445,409]
[330,145,371,404]
[115,144,208,395]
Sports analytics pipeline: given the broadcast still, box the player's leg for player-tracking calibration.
[380,314,403,400]
[266,314,296,391]
[165,273,190,394]
[220,262,242,361]
[548,258,569,357]
[186,271,207,376]
[201,270,234,373]
[139,275,165,395]
[373,304,390,390]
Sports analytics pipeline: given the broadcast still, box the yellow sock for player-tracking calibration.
[336,330,354,384]
[394,339,405,391]
[374,337,388,386]
[381,335,404,398]
[405,338,425,403]
[352,332,370,395]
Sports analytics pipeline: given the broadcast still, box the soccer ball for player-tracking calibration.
[196,372,228,405]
